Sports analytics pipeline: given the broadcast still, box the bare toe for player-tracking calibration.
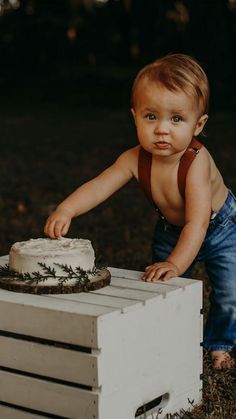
[211,351,235,369]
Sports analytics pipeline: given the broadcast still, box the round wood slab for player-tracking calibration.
[0,268,111,294]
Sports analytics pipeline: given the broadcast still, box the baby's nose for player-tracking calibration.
[154,122,169,134]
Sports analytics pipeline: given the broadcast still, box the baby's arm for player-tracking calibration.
[144,148,212,281]
[44,148,137,238]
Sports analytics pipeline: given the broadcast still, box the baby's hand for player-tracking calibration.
[142,261,179,282]
[44,209,72,239]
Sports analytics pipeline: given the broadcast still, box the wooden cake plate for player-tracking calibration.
[0,268,111,295]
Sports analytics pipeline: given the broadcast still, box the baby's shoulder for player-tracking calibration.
[116,145,140,177]
[117,145,140,164]
[189,144,211,169]
[119,145,140,157]
[187,144,215,182]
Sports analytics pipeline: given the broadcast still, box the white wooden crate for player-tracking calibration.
[0,255,203,419]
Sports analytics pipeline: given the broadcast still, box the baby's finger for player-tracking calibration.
[44,219,52,236]
[61,221,70,237]
[160,270,177,281]
[148,267,170,282]
[150,269,167,282]
[44,220,52,237]
[43,222,48,236]
[144,267,161,281]
[144,265,157,276]
[47,219,60,239]
[54,221,65,238]
[145,265,152,271]
[44,214,55,232]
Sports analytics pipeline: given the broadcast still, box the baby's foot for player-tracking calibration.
[211,351,235,369]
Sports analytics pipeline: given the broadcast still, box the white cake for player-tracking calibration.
[9,238,95,280]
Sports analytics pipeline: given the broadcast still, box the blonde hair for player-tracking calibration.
[131,54,209,115]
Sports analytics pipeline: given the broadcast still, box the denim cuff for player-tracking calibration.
[204,344,234,352]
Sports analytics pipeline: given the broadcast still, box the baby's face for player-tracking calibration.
[131,79,207,156]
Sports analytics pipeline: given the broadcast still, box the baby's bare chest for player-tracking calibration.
[150,163,184,211]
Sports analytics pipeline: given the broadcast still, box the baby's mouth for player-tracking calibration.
[154,141,170,149]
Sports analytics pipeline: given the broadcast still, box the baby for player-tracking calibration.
[44,54,236,369]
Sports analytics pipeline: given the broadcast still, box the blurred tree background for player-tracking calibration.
[0,0,236,108]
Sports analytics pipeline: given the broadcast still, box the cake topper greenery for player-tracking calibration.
[0,262,97,286]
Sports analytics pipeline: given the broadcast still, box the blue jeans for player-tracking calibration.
[152,190,236,351]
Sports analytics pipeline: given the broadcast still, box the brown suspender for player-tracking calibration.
[177,137,203,198]
[138,137,203,209]
[138,146,154,205]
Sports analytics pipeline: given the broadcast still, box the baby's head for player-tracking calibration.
[131,54,209,117]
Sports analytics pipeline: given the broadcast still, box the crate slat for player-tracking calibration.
[0,405,43,419]
[0,289,121,348]
[0,335,99,387]
[110,276,178,294]
[0,289,118,316]
[108,266,144,280]
[91,285,169,307]
[92,285,161,301]
[109,266,198,287]
[0,370,99,419]
[49,292,143,313]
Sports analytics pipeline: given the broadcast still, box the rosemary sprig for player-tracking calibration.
[38,263,56,278]
[0,264,12,276]
[0,263,99,286]
[53,263,91,285]
[0,264,41,284]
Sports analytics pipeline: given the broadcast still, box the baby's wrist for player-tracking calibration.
[56,205,74,218]
[166,259,180,275]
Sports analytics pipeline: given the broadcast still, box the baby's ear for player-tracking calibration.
[194,114,208,136]
[130,108,136,123]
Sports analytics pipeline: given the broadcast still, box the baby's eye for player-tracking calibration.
[172,115,182,123]
[145,113,156,120]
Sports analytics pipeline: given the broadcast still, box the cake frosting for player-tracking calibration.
[9,238,95,279]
